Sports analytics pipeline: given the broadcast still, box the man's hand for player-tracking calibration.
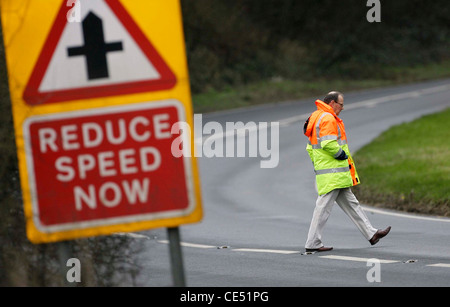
[335,150,348,160]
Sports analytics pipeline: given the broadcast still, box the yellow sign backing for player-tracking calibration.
[1,0,203,243]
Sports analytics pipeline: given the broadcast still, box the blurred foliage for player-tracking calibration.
[181,0,450,93]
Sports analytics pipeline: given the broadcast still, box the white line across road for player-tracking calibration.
[319,255,399,264]
[157,240,217,249]
[232,248,300,255]
[152,238,450,268]
[110,233,450,271]
[117,199,450,270]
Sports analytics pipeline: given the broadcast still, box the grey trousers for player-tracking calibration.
[305,187,378,249]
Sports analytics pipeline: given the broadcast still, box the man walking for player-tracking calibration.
[303,91,391,252]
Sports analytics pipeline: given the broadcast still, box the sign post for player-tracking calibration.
[168,227,186,287]
[1,0,202,284]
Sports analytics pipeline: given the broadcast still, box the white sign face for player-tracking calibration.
[40,0,160,92]
[24,0,177,105]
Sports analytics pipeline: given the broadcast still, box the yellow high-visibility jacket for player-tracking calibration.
[304,100,360,195]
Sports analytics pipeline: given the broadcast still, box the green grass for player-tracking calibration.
[192,60,450,114]
[353,108,450,217]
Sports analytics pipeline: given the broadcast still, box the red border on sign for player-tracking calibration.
[23,0,177,105]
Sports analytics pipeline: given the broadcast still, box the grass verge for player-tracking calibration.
[352,108,450,217]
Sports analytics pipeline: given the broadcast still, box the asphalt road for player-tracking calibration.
[133,78,450,287]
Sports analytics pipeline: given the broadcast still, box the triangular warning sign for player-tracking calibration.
[24,0,176,105]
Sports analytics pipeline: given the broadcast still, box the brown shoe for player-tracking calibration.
[369,226,391,246]
[305,246,333,252]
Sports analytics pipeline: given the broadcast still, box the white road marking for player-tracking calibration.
[362,206,450,223]
[232,248,300,254]
[157,240,217,249]
[158,240,299,254]
[426,263,450,268]
[319,255,399,264]
[113,232,151,239]
[278,114,309,127]
[154,238,450,269]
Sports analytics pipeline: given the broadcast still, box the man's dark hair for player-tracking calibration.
[323,91,343,104]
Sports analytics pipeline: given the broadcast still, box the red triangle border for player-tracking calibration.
[23,0,177,105]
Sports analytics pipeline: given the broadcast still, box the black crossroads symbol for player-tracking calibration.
[68,12,123,80]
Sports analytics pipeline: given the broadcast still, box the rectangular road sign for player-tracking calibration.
[1,0,202,243]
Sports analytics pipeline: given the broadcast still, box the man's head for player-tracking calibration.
[324,91,344,116]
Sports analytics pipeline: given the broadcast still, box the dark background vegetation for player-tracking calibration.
[182,0,450,93]
[1,0,450,285]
